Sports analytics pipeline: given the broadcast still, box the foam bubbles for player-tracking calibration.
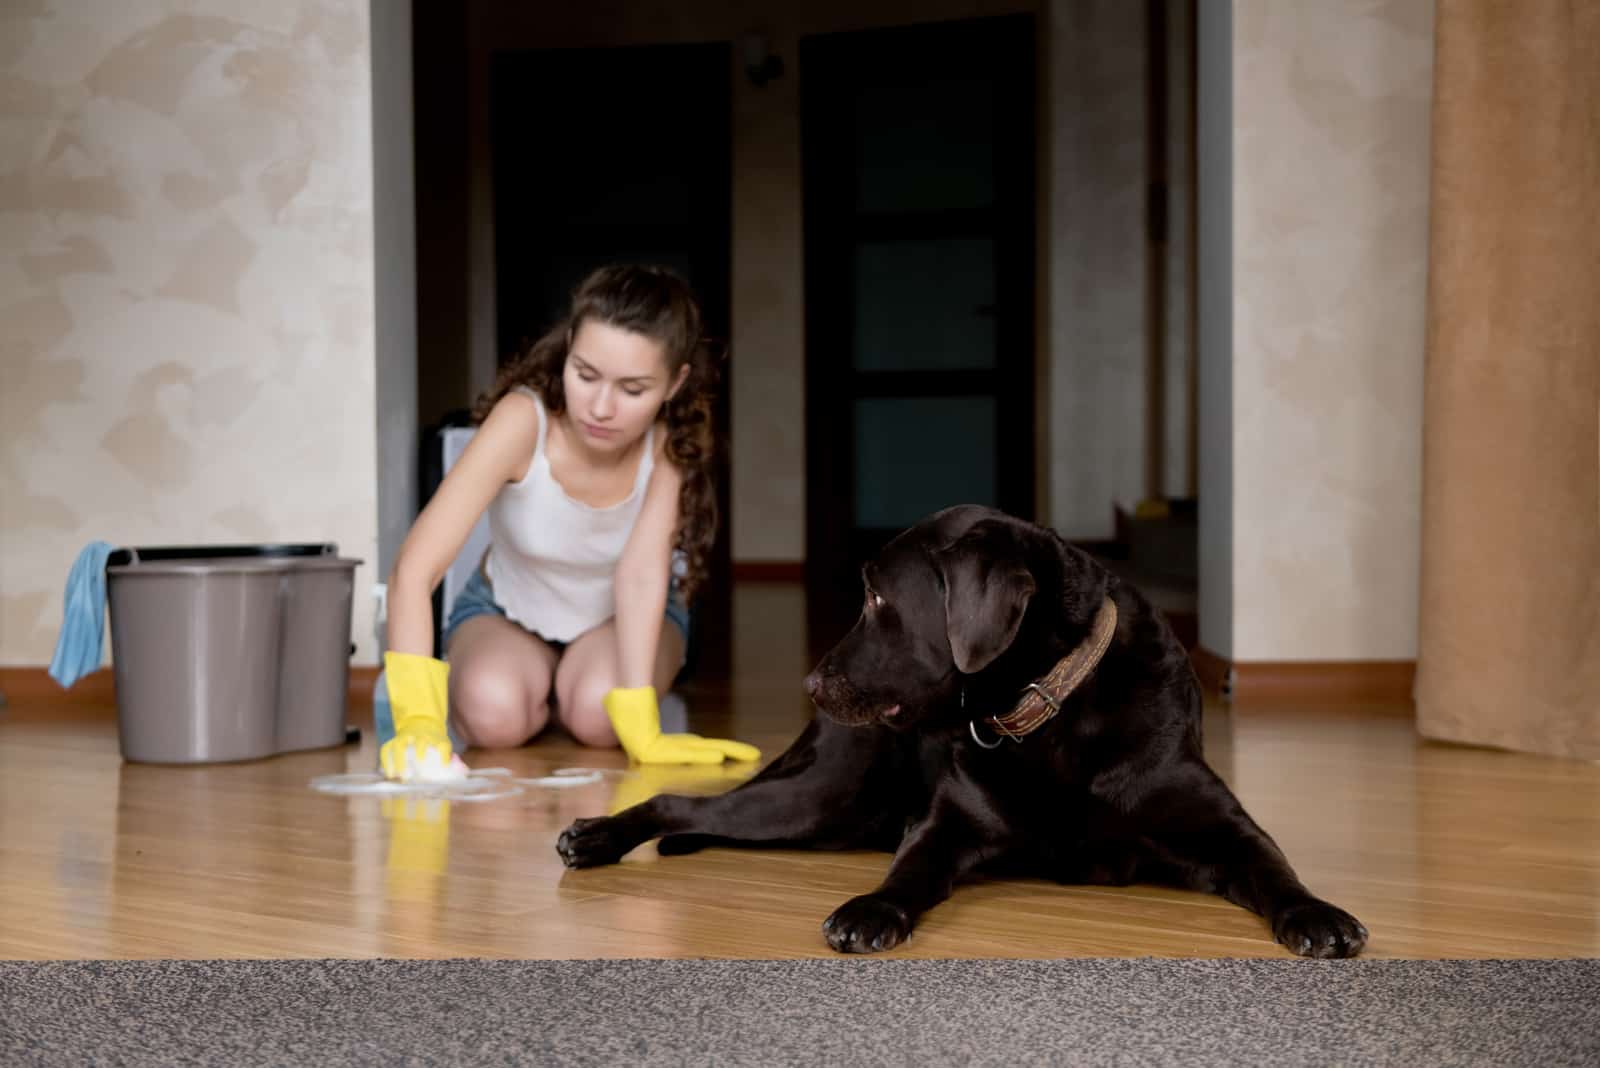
[309,766,608,803]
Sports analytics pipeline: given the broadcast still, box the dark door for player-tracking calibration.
[801,15,1037,643]
[489,43,733,674]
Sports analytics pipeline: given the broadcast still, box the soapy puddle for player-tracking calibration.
[309,767,609,803]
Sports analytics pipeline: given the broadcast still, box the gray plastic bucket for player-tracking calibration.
[105,544,361,764]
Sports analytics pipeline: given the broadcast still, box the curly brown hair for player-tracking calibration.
[472,264,721,604]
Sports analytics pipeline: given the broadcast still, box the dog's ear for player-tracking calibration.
[933,520,1036,674]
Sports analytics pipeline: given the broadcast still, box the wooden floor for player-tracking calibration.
[3,583,1597,961]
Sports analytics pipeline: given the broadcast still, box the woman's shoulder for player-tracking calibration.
[480,389,543,437]
[473,389,543,480]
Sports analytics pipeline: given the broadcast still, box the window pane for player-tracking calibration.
[853,238,996,371]
[854,77,995,214]
[854,395,996,528]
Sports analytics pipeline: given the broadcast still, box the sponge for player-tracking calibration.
[398,747,470,784]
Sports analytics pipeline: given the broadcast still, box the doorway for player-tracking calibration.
[800,15,1038,643]
[489,42,734,673]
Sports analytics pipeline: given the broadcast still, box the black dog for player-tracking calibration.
[558,505,1367,957]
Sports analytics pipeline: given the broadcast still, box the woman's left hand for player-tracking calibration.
[603,685,761,765]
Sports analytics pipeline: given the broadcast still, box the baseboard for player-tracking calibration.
[732,560,804,582]
[1,666,382,707]
[0,666,117,704]
[349,665,379,702]
[1189,648,1416,703]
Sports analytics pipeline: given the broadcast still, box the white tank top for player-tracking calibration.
[483,387,655,642]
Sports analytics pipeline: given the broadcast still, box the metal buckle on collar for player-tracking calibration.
[1022,681,1061,714]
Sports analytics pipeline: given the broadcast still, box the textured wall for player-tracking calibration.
[1047,0,1148,540]
[727,22,808,562]
[1219,0,1435,660]
[1047,0,1197,541]
[1,0,379,666]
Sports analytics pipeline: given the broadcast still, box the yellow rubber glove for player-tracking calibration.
[379,651,453,781]
[604,685,761,765]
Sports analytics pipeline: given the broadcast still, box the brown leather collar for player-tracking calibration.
[975,596,1118,744]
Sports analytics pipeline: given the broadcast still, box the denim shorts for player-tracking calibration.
[443,568,691,661]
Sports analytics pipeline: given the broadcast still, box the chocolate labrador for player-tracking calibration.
[557,505,1368,958]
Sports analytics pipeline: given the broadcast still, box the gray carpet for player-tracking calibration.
[2,958,1597,1067]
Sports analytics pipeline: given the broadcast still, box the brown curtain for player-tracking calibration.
[1416,1,1600,760]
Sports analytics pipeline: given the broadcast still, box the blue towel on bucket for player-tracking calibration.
[48,541,117,689]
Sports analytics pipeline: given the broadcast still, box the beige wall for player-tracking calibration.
[0,0,379,666]
[1048,0,1198,541]
[1047,0,1151,540]
[1202,0,1435,661]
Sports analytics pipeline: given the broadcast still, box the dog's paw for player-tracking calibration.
[822,894,913,953]
[555,816,640,869]
[1273,899,1368,958]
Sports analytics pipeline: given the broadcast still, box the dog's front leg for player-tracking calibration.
[1133,763,1369,958]
[822,802,989,953]
[557,720,897,869]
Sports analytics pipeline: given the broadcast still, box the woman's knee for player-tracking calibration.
[562,677,620,749]
[451,663,548,748]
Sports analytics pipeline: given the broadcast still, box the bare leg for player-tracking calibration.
[552,617,685,748]
[444,615,558,749]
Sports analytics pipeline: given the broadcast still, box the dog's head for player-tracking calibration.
[803,506,1041,729]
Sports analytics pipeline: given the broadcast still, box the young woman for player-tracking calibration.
[379,265,758,780]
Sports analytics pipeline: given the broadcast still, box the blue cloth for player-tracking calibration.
[47,541,117,689]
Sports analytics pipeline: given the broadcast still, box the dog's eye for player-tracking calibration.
[871,592,885,610]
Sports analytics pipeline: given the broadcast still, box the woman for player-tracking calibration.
[379,265,757,780]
